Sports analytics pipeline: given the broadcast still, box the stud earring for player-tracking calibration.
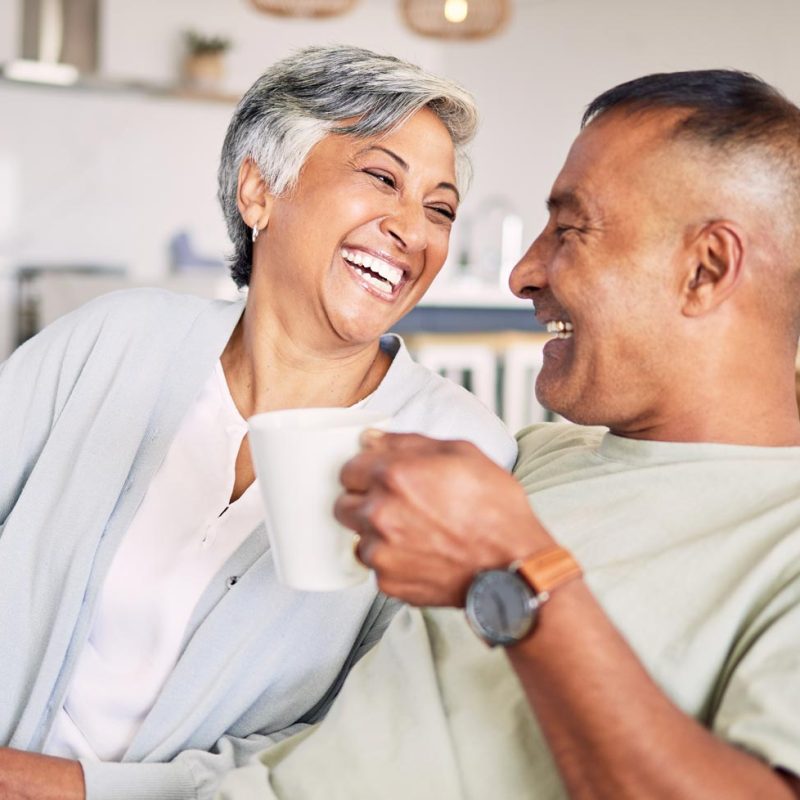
[251,223,259,243]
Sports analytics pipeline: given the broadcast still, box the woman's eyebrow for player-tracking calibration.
[359,145,409,171]
[357,145,460,201]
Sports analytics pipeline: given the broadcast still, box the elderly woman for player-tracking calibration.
[0,46,514,800]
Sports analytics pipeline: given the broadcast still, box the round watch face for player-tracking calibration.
[466,569,538,646]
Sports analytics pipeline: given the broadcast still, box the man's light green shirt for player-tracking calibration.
[219,423,800,800]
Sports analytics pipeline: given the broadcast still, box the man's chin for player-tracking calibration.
[536,391,593,427]
[535,381,575,423]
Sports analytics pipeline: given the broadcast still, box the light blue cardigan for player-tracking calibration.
[0,289,516,800]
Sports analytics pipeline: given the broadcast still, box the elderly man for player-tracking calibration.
[219,69,800,800]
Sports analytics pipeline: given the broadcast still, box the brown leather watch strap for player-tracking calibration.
[514,545,582,596]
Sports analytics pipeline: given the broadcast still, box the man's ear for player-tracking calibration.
[682,220,744,317]
[236,157,274,231]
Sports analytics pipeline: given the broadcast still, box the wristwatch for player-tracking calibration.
[465,545,582,647]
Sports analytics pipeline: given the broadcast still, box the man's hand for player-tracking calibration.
[335,431,552,607]
[0,748,85,800]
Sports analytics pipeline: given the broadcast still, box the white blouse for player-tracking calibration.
[44,362,264,761]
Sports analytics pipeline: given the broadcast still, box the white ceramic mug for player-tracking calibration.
[247,407,389,591]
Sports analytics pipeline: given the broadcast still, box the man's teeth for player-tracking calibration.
[546,320,575,339]
[341,248,403,291]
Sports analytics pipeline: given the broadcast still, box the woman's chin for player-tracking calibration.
[332,322,390,348]
[326,296,407,348]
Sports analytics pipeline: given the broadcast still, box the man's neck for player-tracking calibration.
[609,381,800,447]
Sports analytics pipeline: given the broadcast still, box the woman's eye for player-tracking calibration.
[365,170,396,189]
[428,205,456,222]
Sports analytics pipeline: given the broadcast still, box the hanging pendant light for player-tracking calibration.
[250,0,358,18]
[401,0,510,40]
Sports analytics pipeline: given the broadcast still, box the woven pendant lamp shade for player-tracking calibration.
[250,0,358,17]
[401,0,509,39]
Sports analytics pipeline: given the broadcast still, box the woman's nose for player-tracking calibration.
[380,200,428,253]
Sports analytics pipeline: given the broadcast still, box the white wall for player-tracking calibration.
[439,0,800,246]
[100,0,442,92]
[2,0,800,357]
[0,0,19,64]
[0,84,236,355]
[0,86,232,275]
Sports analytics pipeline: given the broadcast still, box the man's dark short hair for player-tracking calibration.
[582,69,800,151]
[584,69,800,335]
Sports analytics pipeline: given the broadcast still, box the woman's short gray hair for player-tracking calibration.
[217,45,479,287]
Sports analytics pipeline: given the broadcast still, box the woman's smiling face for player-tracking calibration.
[249,107,459,349]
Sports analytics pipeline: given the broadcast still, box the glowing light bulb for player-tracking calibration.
[444,0,469,23]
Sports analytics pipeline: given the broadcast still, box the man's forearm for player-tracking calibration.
[0,748,85,800]
[507,580,798,800]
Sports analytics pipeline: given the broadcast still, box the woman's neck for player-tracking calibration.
[220,301,391,419]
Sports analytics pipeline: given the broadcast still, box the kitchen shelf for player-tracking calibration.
[420,282,530,309]
[395,304,539,333]
[0,70,240,105]
[402,281,539,332]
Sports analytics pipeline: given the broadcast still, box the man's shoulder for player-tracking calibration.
[513,422,607,481]
[516,422,606,459]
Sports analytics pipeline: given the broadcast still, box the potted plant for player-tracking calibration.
[182,30,232,89]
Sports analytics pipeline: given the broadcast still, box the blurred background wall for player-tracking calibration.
[1,0,799,371]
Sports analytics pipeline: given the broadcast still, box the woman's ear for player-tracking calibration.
[236,157,274,231]
[681,220,744,317]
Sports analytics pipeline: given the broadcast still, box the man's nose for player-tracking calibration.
[380,200,428,253]
[509,234,548,299]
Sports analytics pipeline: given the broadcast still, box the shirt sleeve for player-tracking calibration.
[711,574,800,776]
[81,727,310,800]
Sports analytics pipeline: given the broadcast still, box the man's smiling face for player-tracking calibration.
[510,110,696,430]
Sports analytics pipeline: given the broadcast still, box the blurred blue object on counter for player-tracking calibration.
[169,230,225,272]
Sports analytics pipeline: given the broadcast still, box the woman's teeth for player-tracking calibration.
[341,248,403,294]
[546,320,574,339]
